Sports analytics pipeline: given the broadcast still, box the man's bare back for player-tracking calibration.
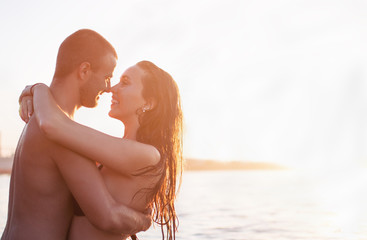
[1,117,74,239]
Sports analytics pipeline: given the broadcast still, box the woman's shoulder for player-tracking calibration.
[129,140,161,166]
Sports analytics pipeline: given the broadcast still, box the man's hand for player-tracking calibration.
[130,208,152,240]
[141,207,153,232]
[128,207,153,236]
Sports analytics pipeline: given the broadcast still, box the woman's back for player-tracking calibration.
[101,166,160,212]
[68,165,160,240]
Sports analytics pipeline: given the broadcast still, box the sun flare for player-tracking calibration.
[315,169,367,239]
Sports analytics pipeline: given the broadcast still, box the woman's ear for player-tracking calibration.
[142,99,157,112]
[78,62,91,83]
[147,98,157,110]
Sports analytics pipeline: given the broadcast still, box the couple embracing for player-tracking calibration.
[1,29,183,240]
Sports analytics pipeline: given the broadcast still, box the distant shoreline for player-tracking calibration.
[0,157,286,175]
[0,157,13,174]
[184,159,286,171]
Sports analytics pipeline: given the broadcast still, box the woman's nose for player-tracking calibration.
[109,84,118,93]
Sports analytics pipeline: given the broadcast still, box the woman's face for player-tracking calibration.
[108,65,147,122]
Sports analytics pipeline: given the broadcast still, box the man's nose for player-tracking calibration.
[104,80,112,93]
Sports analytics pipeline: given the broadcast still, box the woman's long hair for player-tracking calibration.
[135,61,183,240]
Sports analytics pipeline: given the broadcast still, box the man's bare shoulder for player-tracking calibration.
[18,117,67,161]
[12,117,67,188]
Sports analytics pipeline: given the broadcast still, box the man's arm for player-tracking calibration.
[52,145,151,234]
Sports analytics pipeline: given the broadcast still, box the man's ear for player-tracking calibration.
[78,62,91,83]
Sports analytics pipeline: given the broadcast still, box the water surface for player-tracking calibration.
[1,170,366,239]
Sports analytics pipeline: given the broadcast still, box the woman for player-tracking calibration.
[19,61,183,240]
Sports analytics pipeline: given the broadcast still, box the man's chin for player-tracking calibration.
[91,102,98,108]
[83,101,98,108]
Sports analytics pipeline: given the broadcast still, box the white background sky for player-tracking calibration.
[0,0,366,169]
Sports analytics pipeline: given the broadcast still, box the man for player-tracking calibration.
[1,29,150,240]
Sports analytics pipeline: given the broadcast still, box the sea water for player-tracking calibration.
[1,170,366,240]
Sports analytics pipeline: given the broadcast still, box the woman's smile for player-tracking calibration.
[111,97,119,106]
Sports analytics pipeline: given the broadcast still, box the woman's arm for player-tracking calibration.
[31,84,160,175]
[18,84,37,123]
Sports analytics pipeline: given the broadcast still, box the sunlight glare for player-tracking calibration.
[315,168,367,238]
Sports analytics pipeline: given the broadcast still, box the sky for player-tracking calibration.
[0,0,366,169]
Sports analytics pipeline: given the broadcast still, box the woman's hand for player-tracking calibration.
[18,85,34,123]
[18,83,47,123]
